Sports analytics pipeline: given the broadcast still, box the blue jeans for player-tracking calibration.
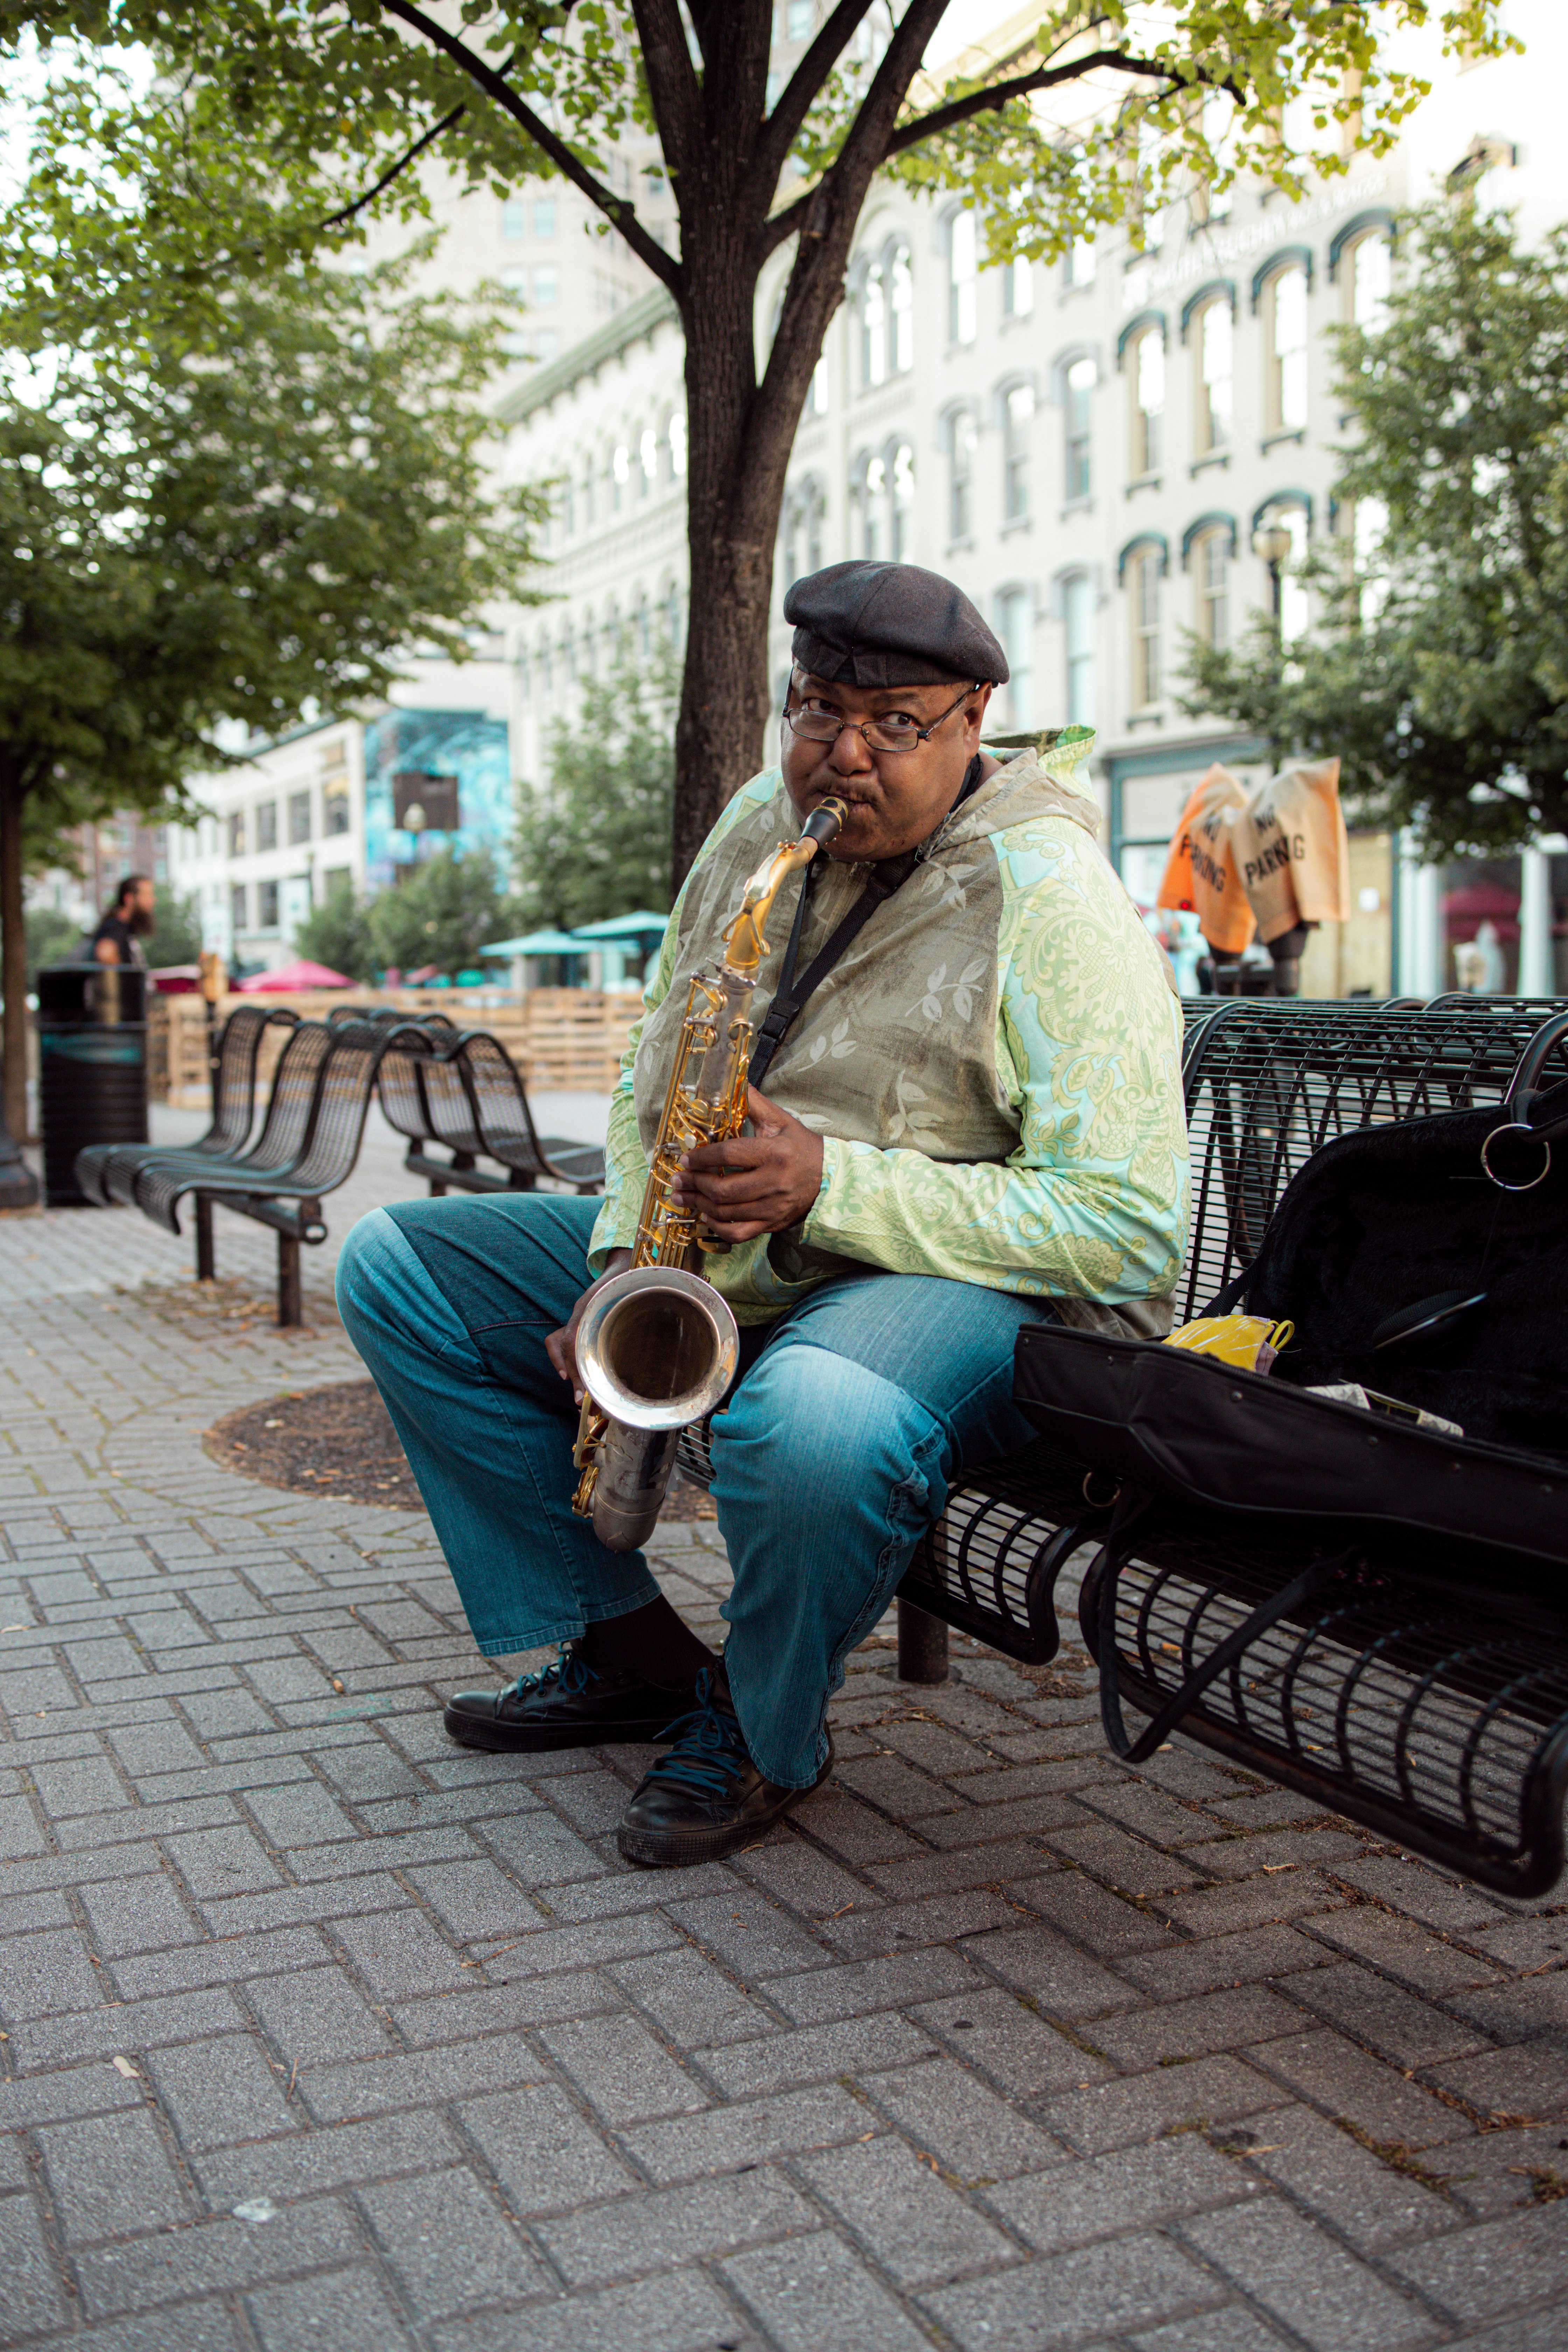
[335,1193,1044,1788]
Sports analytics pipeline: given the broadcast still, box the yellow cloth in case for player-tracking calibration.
[1165,1313,1294,1372]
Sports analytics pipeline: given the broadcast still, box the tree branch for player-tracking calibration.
[377,0,682,293]
[628,0,703,190]
[316,93,470,236]
[755,0,875,190]
[882,48,1246,162]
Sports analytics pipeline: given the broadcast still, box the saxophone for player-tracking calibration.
[571,794,848,1550]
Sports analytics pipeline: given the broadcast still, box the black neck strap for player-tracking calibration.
[748,755,985,1090]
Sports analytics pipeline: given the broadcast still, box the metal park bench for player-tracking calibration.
[377,1024,606,1198]
[130,1016,439,1324]
[74,1004,298,1208]
[678,997,1568,1895]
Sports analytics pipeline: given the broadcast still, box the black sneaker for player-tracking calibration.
[616,1668,833,1868]
[444,1645,684,1752]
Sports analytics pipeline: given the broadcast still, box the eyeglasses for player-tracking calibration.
[782,681,980,756]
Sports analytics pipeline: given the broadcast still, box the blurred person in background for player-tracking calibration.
[90,874,154,967]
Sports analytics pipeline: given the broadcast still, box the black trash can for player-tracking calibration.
[37,964,148,1206]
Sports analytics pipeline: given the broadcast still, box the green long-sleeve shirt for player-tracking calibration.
[587,733,1188,1335]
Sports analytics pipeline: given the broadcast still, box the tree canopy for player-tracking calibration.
[0,152,545,1131]
[1182,201,1568,858]
[1,2,1516,884]
[513,638,678,933]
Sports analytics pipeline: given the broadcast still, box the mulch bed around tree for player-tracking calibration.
[203,1378,718,1519]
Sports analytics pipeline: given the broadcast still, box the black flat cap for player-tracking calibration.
[784,559,1008,688]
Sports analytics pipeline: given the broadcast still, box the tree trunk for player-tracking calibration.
[0,772,29,1146]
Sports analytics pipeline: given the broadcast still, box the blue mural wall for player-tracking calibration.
[363,708,512,890]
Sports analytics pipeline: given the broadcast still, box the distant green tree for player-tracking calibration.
[513,644,678,932]
[368,847,510,979]
[23,906,81,986]
[0,175,543,1142]
[143,887,204,970]
[293,876,379,984]
[1181,202,1568,858]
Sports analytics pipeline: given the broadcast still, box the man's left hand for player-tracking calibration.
[670,1086,824,1242]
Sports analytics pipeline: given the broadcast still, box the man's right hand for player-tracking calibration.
[546,1249,634,1401]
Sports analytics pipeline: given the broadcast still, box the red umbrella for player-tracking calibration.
[236,958,355,992]
[1442,881,1519,945]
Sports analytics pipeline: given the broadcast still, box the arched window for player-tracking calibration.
[1064,356,1095,501]
[582,607,597,678]
[857,237,913,387]
[611,441,631,513]
[581,460,595,531]
[638,425,658,493]
[1001,383,1034,526]
[1064,237,1095,290]
[889,440,913,560]
[1062,573,1095,726]
[948,211,978,345]
[1003,254,1033,319]
[1128,326,1164,476]
[1122,544,1163,708]
[995,587,1033,727]
[1191,525,1230,647]
[634,593,649,658]
[537,634,552,696]
[1257,498,1311,640]
[889,240,913,373]
[1349,230,1391,330]
[943,407,977,545]
[808,350,829,414]
[1194,299,1233,455]
[1266,264,1309,430]
[781,475,826,589]
[669,412,688,477]
[862,257,887,387]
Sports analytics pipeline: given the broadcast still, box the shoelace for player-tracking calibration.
[644,1669,750,1800]
[506,1644,597,1704]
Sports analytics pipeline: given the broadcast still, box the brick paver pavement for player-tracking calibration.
[0,1186,1564,2350]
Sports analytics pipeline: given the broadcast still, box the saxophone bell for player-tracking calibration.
[573,1267,740,1553]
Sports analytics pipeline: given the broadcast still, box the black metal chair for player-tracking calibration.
[378,1025,605,1197]
[73,1004,298,1207]
[126,1018,429,1321]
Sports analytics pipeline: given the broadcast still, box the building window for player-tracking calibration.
[581,463,594,529]
[1064,237,1095,289]
[996,587,1033,728]
[1129,327,1164,476]
[1192,527,1230,647]
[861,257,886,387]
[502,264,527,310]
[534,330,558,363]
[324,780,350,836]
[946,408,976,544]
[1063,573,1095,726]
[258,880,279,931]
[533,264,558,306]
[230,882,247,934]
[889,440,913,560]
[227,811,245,858]
[611,442,630,512]
[808,351,828,414]
[1064,356,1094,501]
[502,198,526,240]
[1196,299,1233,454]
[787,0,813,36]
[1002,383,1034,526]
[639,425,658,490]
[948,211,977,345]
[1267,264,1308,430]
[1350,494,1389,621]
[288,790,312,847]
[533,199,555,236]
[1349,231,1391,330]
[1003,255,1033,319]
[1129,550,1161,708]
[256,801,278,852]
[889,240,912,373]
[670,413,687,476]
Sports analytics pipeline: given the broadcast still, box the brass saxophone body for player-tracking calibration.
[571,794,848,1550]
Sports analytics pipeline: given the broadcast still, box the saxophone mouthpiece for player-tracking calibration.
[804,794,849,849]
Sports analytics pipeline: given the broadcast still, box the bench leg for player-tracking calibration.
[277,1233,302,1328]
[194,1195,216,1283]
[896,1598,950,1685]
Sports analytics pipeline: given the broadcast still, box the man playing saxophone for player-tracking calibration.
[337,559,1188,1868]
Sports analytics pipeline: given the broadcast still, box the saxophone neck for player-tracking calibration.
[721,794,848,979]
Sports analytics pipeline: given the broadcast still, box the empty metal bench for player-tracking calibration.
[74,1004,298,1207]
[378,1025,605,1197]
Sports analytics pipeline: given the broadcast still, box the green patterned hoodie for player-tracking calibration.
[587,730,1188,1336]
